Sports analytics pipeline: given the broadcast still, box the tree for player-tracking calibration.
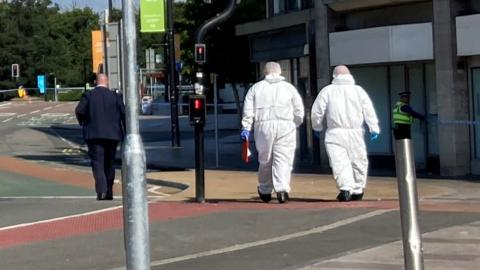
[177,0,264,121]
[0,0,99,90]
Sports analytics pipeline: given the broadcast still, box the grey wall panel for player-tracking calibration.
[390,23,433,61]
[456,14,480,56]
[250,25,306,62]
[330,26,391,65]
[330,23,433,66]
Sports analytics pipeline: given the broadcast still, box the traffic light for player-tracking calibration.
[11,64,19,78]
[194,43,206,64]
[189,95,206,126]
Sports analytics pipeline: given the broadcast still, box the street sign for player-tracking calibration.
[175,61,183,72]
[140,0,165,33]
[91,30,104,73]
[37,75,46,94]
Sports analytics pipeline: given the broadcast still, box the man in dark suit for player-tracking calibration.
[75,74,126,200]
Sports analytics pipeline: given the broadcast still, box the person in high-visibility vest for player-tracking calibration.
[17,85,26,98]
[392,91,425,140]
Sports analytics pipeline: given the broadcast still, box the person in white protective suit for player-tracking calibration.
[311,65,380,202]
[241,62,304,203]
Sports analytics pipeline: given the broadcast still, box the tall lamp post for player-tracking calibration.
[121,0,150,269]
[167,0,180,147]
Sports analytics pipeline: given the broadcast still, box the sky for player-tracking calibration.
[52,0,124,12]
[52,0,186,12]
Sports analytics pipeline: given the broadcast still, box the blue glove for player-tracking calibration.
[370,132,379,141]
[240,129,250,141]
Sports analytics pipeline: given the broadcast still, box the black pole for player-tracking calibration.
[308,20,320,165]
[193,0,237,202]
[83,58,87,93]
[194,124,205,202]
[108,0,113,22]
[167,0,180,147]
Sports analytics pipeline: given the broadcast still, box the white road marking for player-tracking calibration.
[42,113,69,117]
[148,186,170,196]
[0,205,123,231]
[30,110,41,114]
[16,113,27,118]
[2,117,14,123]
[0,195,166,231]
[0,196,165,200]
[0,113,16,117]
[42,106,53,111]
[51,127,80,149]
[110,209,392,270]
[0,102,11,107]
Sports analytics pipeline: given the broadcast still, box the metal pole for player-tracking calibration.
[121,0,150,269]
[120,19,126,95]
[102,23,109,76]
[83,58,87,93]
[54,77,58,102]
[213,73,219,168]
[193,0,237,203]
[195,124,205,202]
[394,139,424,270]
[167,0,180,147]
[108,0,113,22]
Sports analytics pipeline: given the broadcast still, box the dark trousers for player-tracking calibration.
[87,139,119,194]
[393,124,411,140]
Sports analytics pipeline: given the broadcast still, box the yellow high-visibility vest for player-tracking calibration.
[392,101,413,125]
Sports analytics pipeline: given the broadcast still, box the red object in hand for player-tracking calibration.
[242,140,251,163]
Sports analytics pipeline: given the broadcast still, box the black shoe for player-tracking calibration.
[257,187,271,203]
[106,191,113,200]
[277,191,289,203]
[97,192,108,200]
[336,190,352,202]
[351,193,364,201]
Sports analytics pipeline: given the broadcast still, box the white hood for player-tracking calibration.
[332,74,355,85]
[264,74,285,83]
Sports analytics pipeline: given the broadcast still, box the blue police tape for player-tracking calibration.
[439,120,480,125]
[0,89,19,93]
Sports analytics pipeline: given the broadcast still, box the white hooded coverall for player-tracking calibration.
[311,74,379,195]
[242,74,304,194]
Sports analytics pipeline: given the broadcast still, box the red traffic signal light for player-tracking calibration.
[189,95,206,126]
[194,98,202,110]
[194,43,206,64]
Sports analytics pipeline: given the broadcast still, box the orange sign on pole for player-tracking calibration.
[91,30,104,74]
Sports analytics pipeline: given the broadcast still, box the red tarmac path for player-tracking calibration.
[1,156,479,251]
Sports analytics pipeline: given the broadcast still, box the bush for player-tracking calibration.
[44,89,84,101]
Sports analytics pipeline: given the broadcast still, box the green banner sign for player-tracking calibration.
[140,0,165,33]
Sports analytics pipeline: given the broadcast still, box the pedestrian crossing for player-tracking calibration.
[0,103,76,126]
[16,114,76,127]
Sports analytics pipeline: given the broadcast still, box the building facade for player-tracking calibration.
[236,0,480,177]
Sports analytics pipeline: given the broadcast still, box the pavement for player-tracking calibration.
[139,112,480,269]
[1,99,480,270]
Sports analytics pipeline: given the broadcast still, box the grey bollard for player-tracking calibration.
[394,139,424,270]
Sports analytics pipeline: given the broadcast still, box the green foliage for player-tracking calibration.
[44,89,83,102]
[177,0,264,83]
[0,0,264,91]
[0,0,100,89]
